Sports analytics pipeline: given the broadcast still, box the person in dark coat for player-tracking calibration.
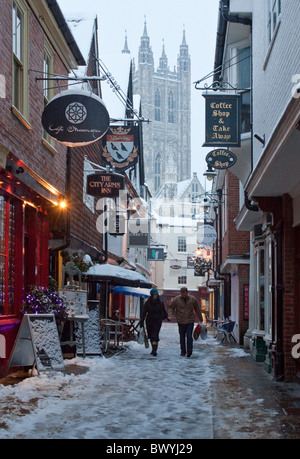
[139,288,168,356]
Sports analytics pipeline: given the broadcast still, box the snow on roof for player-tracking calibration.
[177,178,191,198]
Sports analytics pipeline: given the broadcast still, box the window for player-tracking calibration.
[155,154,161,191]
[267,0,281,43]
[178,276,187,285]
[168,91,175,123]
[238,46,251,133]
[12,0,28,118]
[155,89,161,121]
[178,237,186,253]
[0,196,18,316]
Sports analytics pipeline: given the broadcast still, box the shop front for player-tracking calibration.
[0,158,64,377]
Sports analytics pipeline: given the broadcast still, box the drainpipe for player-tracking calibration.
[244,191,259,212]
[221,0,252,26]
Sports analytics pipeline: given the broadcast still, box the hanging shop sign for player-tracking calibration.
[203,93,241,147]
[206,149,237,170]
[101,126,139,172]
[42,89,110,147]
[197,224,217,246]
[128,217,150,247]
[86,172,125,198]
[147,248,164,261]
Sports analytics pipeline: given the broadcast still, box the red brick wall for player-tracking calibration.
[68,143,104,253]
[222,171,250,262]
[282,194,297,381]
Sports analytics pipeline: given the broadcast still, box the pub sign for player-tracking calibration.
[203,93,241,147]
[86,172,125,198]
[101,125,139,172]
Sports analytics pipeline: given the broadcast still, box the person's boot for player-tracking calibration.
[152,342,158,356]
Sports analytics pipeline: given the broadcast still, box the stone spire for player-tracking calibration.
[122,30,130,54]
[158,39,168,70]
[138,17,154,66]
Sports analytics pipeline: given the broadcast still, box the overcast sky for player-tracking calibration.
[57,0,220,186]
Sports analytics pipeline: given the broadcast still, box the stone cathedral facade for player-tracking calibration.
[130,21,191,196]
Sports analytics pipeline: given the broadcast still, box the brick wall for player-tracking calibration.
[282,194,297,381]
[222,171,250,262]
[0,0,67,194]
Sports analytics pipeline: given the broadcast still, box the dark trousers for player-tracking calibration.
[178,323,194,354]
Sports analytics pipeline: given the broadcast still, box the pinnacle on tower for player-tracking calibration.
[122,30,130,54]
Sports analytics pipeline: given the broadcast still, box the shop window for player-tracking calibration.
[0,196,20,316]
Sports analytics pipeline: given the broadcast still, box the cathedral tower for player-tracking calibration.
[132,22,191,195]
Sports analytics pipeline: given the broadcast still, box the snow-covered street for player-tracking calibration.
[1,323,300,440]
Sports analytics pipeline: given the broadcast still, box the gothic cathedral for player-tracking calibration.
[131,21,191,196]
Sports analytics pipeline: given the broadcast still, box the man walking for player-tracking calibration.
[168,287,203,357]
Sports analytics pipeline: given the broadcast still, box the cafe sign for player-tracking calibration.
[206,149,237,170]
[203,93,241,147]
[42,89,110,147]
[86,172,125,198]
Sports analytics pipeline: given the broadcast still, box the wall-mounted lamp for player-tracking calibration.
[203,164,217,181]
[59,200,67,209]
[254,133,265,146]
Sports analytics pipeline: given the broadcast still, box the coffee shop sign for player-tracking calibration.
[206,149,237,170]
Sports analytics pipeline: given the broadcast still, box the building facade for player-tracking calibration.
[132,21,191,195]
[210,0,300,381]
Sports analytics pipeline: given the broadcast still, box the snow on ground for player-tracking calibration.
[0,323,290,439]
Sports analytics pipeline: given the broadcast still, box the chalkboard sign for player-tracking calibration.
[59,289,88,318]
[7,314,65,375]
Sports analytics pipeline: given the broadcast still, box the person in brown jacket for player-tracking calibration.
[168,287,203,357]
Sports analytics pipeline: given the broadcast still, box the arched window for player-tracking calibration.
[155,154,161,191]
[168,91,175,123]
[155,89,161,121]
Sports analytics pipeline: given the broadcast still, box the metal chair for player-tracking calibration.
[218,320,237,344]
[100,319,124,351]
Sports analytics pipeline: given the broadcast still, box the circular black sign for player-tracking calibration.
[206,149,237,170]
[42,90,110,147]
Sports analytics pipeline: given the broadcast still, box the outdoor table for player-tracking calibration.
[123,317,140,339]
[60,315,88,358]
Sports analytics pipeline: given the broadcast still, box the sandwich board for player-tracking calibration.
[6,314,65,376]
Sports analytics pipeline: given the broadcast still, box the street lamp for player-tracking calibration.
[203,164,217,181]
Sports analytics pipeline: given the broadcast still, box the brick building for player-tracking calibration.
[0,0,109,376]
